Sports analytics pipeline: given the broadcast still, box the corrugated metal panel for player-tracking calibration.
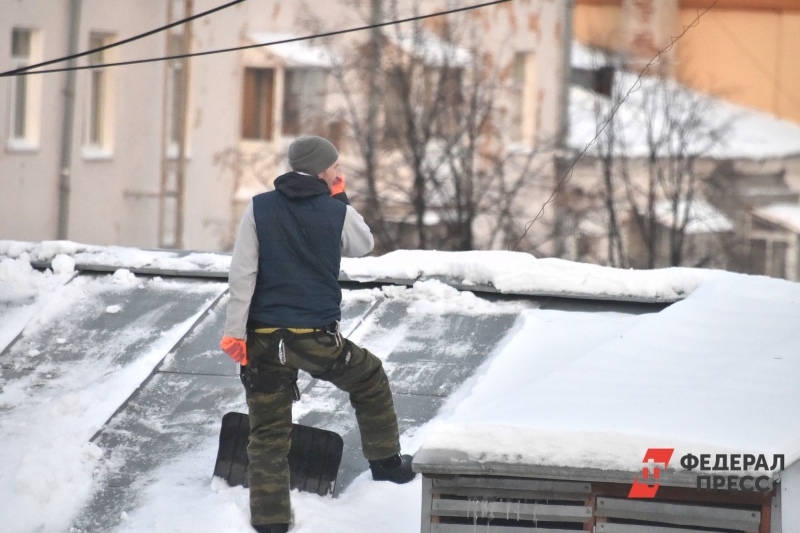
[431,500,592,521]
[595,497,761,531]
[597,524,737,533]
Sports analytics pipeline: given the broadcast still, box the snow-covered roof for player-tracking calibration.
[653,199,734,234]
[571,40,616,70]
[569,71,800,160]
[0,240,232,276]
[416,270,800,480]
[2,241,798,532]
[753,203,800,234]
[388,30,472,67]
[247,32,337,68]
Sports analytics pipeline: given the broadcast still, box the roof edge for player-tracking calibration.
[412,448,781,487]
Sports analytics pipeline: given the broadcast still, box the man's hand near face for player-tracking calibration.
[331,175,346,196]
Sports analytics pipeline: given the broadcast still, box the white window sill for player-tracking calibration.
[82,146,113,161]
[6,139,40,153]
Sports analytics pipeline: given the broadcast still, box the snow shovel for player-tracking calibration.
[213,412,344,496]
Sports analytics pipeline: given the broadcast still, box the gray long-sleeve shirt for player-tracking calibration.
[223,200,374,338]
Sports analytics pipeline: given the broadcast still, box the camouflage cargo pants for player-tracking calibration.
[244,327,401,526]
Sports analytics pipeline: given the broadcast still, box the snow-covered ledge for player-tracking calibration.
[340,250,717,303]
[410,271,799,530]
[412,272,800,484]
[1,241,720,303]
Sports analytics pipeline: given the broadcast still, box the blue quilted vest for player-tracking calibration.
[249,173,346,328]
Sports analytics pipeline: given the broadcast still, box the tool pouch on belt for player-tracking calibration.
[240,363,300,400]
[240,364,300,400]
[240,329,301,400]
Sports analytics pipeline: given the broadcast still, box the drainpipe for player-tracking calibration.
[174,0,193,249]
[57,0,82,240]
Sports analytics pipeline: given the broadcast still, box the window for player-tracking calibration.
[282,68,326,137]
[510,52,526,142]
[382,65,462,145]
[797,244,800,281]
[427,65,463,137]
[166,33,187,150]
[770,241,788,279]
[383,67,407,146]
[85,32,115,153]
[748,238,767,275]
[749,238,790,279]
[10,29,31,140]
[88,34,107,146]
[242,68,275,140]
[510,52,537,143]
[8,28,43,150]
[572,66,615,98]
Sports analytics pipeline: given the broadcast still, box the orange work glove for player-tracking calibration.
[220,336,248,366]
[331,175,346,196]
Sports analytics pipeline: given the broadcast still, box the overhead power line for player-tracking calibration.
[0,0,512,77]
[0,0,246,78]
[509,0,719,251]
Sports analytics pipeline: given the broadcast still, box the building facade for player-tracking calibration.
[1,0,569,252]
[573,0,800,124]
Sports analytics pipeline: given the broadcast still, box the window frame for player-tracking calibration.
[748,235,793,279]
[164,32,191,158]
[509,51,537,145]
[281,66,327,138]
[8,27,43,151]
[241,67,276,141]
[83,32,116,159]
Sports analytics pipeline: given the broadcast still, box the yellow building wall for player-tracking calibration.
[676,9,800,123]
[574,4,800,124]
[573,4,623,49]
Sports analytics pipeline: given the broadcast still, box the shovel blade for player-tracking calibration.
[213,412,343,497]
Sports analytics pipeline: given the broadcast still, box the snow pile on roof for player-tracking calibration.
[248,32,336,68]
[753,203,800,233]
[569,71,800,160]
[654,199,734,234]
[342,250,717,303]
[389,30,472,67]
[571,40,614,70]
[420,271,800,473]
[1,240,231,274]
[2,241,722,303]
[113,446,421,533]
[0,264,225,532]
[0,254,74,353]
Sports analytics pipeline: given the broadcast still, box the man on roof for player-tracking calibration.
[220,135,415,533]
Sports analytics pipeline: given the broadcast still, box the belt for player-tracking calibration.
[251,321,340,335]
[253,327,320,334]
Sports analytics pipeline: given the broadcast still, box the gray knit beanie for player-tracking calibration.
[288,136,339,175]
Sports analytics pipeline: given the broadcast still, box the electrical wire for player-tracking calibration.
[1,0,512,77]
[0,0,246,78]
[509,0,719,251]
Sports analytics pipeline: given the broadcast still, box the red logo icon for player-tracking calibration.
[628,448,674,498]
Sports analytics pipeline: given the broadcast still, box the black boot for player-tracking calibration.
[369,454,416,484]
[253,524,289,533]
